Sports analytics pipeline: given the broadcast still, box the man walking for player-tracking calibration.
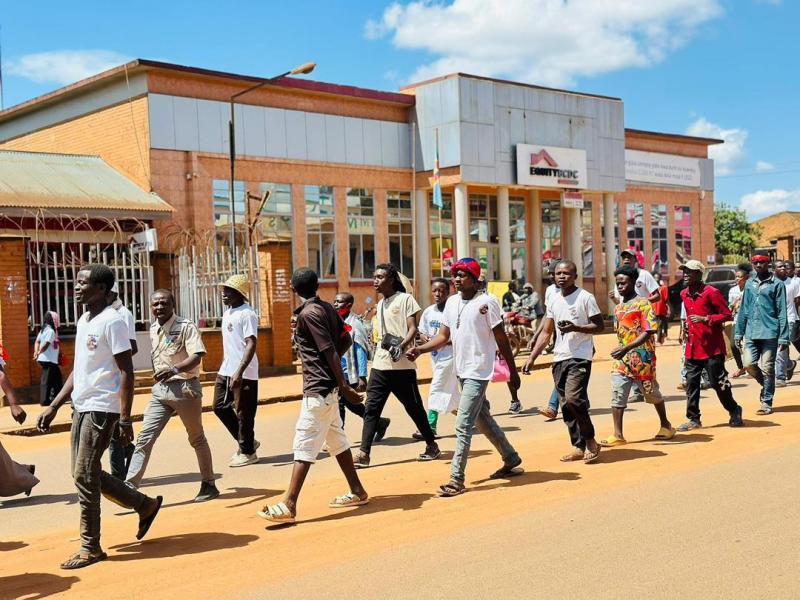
[609,249,661,304]
[735,255,788,415]
[125,289,218,502]
[258,268,368,523]
[600,266,674,446]
[774,260,799,386]
[37,264,162,570]
[678,260,744,430]
[214,274,260,466]
[524,261,603,463]
[409,258,522,496]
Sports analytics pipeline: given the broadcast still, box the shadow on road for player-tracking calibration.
[221,486,282,509]
[0,541,27,551]
[653,432,714,445]
[367,448,492,470]
[595,448,668,463]
[470,469,581,488]
[772,404,800,413]
[0,492,77,509]
[139,472,224,488]
[0,572,79,599]
[108,532,259,561]
[708,420,780,429]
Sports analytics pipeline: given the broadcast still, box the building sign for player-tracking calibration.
[625,150,701,187]
[561,191,584,209]
[129,229,158,253]
[516,144,588,189]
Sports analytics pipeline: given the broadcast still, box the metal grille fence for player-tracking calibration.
[26,240,153,330]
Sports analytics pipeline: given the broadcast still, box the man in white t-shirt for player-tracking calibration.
[775,260,799,385]
[788,261,800,355]
[524,260,604,463]
[38,264,162,570]
[410,258,522,495]
[353,263,441,469]
[214,274,260,467]
[609,249,660,304]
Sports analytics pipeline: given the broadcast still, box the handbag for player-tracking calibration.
[379,300,404,362]
[491,354,511,383]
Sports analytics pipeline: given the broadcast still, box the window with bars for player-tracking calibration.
[651,204,668,275]
[675,205,692,263]
[346,188,376,280]
[794,239,800,265]
[305,185,336,280]
[387,191,414,277]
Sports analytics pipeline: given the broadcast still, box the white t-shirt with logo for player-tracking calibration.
[72,306,132,413]
[544,283,557,309]
[419,304,453,363]
[373,292,421,371]
[36,326,59,364]
[547,287,602,362]
[613,269,658,301]
[219,303,260,380]
[781,277,800,322]
[441,292,503,381]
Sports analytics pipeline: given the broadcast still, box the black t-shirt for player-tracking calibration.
[294,297,350,397]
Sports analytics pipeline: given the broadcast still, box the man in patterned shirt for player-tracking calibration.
[600,266,675,446]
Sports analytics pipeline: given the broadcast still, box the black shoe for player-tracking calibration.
[136,496,163,540]
[194,481,220,502]
[729,405,744,427]
[412,431,425,441]
[509,401,522,414]
[788,360,797,381]
[374,417,391,442]
[418,442,441,461]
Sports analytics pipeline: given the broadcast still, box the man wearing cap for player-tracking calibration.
[735,256,789,415]
[773,260,799,386]
[608,249,661,305]
[677,260,744,431]
[409,258,522,496]
[214,274,260,467]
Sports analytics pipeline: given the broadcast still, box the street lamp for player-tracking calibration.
[228,62,316,272]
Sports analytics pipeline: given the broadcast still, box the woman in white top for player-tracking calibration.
[33,311,63,406]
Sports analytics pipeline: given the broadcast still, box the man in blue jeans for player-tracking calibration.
[735,255,789,415]
[408,258,522,496]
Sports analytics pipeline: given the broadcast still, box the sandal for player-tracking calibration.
[599,435,627,447]
[136,496,163,540]
[539,407,558,421]
[583,446,601,464]
[257,501,296,523]
[329,492,369,508]
[438,481,466,497]
[489,455,523,479]
[654,426,676,440]
[560,449,584,462]
[60,551,107,570]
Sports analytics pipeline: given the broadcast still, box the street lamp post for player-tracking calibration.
[228,62,316,272]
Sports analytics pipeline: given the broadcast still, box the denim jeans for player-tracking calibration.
[451,378,518,484]
[743,338,778,407]
[547,388,559,413]
[126,379,214,488]
[776,322,797,381]
[71,410,151,554]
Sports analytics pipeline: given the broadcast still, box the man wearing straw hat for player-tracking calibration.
[214,274,260,467]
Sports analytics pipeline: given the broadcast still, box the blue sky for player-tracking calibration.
[1,0,797,220]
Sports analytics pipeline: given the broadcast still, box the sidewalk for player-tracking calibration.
[1,330,629,436]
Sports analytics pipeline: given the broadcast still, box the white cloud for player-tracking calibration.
[365,0,723,87]
[755,160,775,172]
[686,117,747,176]
[6,50,131,86]
[740,189,800,220]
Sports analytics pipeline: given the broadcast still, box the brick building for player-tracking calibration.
[0,60,722,393]
[752,211,800,262]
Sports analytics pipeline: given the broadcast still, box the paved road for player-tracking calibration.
[2,341,800,599]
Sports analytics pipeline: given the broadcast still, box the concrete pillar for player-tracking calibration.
[454,183,469,260]
[497,186,512,280]
[603,193,616,313]
[530,190,543,294]
[568,207,583,287]
[415,189,431,304]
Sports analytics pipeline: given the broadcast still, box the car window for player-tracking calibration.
[706,269,734,283]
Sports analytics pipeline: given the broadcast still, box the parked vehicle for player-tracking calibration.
[668,264,739,318]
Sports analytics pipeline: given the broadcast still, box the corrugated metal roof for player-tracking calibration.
[0,150,173,214]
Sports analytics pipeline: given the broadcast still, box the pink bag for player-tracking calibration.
[491,355,511,383]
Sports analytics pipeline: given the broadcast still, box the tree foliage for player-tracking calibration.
[715,203,761,257]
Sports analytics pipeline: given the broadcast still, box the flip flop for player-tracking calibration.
[599,435,627,447]
[438,481,466,497]
[257,501,296,524]
[583,447,602,464]
[136,495,163,540]
[539,407,558,421]
[489,455,524,479]
[60,551,107,570]
[560,449,584,462]
[329,492,369,508]
[654,426,676,440]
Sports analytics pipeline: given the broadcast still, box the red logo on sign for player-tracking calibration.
[530,149,558,167]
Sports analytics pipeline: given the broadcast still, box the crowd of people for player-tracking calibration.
[1,251,798,569]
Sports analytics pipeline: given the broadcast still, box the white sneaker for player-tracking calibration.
[231,440,261,461]
[229,452,258,467]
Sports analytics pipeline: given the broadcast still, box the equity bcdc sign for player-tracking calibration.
[516,144,588,189]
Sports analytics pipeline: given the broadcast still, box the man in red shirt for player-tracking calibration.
[652,272,671,344]
[678,260,744,431]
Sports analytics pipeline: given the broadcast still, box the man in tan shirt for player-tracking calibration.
[124,289,219,502]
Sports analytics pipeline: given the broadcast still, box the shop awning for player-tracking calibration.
[0,150,173,219]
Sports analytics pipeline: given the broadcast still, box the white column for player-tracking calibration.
[569,207,583,287]
[497,186,512,280]
[603,193,616,313]
[454,183,469,260]
[530,190,543,295]
[414,189,431,304]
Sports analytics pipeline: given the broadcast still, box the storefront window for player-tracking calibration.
[387,191,414,278]
[794,239,800,265]
[541,200,562,265]
[675,205,692,262]
[305,185,335,280]
[510,197,527,283]
[257,183,292,244]
[347,188,376,280]
[469,194,499,280]
[581,202,593,277]
[212,179,246,247]
[430,192,454,277]
[650,204,668,275]
[626,203,645,266]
